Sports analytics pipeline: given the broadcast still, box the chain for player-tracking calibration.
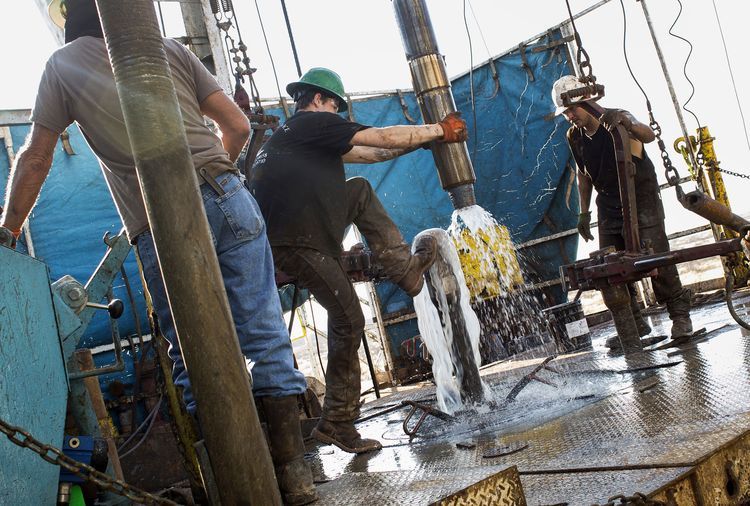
[211,0,263,110]
[716,166,750,180]
[647,101,683,190]
[0,417,179,505]
[564,0,596,84]
[594,492,667,506]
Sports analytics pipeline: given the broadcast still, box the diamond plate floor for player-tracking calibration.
[311,296,750,505]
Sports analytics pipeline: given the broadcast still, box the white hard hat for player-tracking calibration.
[48,0,66,29]
[551,75,595,116]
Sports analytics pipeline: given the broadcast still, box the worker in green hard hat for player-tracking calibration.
[552,75,694,344]
[248,67,468,454]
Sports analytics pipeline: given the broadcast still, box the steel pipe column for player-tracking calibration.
[94,1,280,504]
[393,0,477,209]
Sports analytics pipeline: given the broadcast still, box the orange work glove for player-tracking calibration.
[437,112,468,143]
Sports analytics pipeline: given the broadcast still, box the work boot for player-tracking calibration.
[256,396,318,505]
[670,315,693,338]
[666,288,693,338]
[395,235,438,297]
[605,333,666,350]
[311,419,382,454]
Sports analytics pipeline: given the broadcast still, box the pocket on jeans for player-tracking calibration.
[215,179,264,241]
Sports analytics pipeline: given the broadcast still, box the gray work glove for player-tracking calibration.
[577,211,595,242]
[599,109,633,133]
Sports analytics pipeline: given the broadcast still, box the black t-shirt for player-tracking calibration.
[568,124,662,234]
[248,111,369,256]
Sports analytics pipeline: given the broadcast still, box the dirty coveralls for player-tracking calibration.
[249,111,413,422]
[568,124,692,328]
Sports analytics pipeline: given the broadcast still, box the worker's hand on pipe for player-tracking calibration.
[438,112,468,143]
[577,211,595,242]
[599,109,632,133]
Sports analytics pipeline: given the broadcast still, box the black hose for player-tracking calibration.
[725,273,750,331]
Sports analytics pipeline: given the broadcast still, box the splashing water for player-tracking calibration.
[447,205,523,301]
[413,229,488,414]
[447,205,547,363]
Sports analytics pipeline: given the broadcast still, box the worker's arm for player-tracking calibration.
[342,144,423,164]
[599,109,655,144]
[344,111,468,164]
[200,90,251,162]
[577,172,593,213]
[350,124,444,150]
[1,123,58,237]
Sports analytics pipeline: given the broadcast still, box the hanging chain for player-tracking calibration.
[210,0,263,110]
[645,99,684,190]
[564,0,596,84]
[715,166,750,180]
[0,416,179,506]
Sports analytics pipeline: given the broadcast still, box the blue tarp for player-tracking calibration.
[1,29,578,368]
[2,124,148,352]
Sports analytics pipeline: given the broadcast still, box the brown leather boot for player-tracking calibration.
[666,288,693,338]
[395,235,438,297]
[311,419,382,454]
[256,396,318,505]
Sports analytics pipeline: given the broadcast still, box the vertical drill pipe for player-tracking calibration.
[94,1,281,504]
[639,0,701,184]
[393,0,477,209]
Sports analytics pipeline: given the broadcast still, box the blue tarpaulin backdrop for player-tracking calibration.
[1,29,578,370]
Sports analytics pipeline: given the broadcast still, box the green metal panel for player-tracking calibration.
[0,246,68,505]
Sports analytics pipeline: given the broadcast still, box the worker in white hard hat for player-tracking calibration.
[551,75,694,343]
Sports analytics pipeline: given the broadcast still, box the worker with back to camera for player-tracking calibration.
[248,67,468,454]
[0,0,318,503]
[551,74,694,343]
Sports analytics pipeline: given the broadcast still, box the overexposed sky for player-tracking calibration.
[2,0,749,243]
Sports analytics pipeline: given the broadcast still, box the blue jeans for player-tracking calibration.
[135,172,306,413]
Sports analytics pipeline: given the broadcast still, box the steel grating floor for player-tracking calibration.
[310,296,750,505]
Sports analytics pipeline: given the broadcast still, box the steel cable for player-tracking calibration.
[710,0,750,157]
[666,0,702,133]
[253,0,285,107]
[462,0,478,160]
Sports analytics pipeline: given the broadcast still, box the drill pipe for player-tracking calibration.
[95,1,280,504]
[393,0,477,209]
[680,190,750,236]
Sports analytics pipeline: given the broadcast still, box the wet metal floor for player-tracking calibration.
[309,294,750,505]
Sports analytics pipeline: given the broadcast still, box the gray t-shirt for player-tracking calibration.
[31,36,234,240]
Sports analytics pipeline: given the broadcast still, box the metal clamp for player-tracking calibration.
[505,356,559,403]
[401,400,454,437]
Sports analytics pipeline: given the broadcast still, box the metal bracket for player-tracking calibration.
[518,43,535,82]
[397,90,417,123]
[60,129,76,155]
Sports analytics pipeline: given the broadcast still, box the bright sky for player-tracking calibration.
[2,0,749,247]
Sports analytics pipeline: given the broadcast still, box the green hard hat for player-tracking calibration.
[286,67,348,112]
